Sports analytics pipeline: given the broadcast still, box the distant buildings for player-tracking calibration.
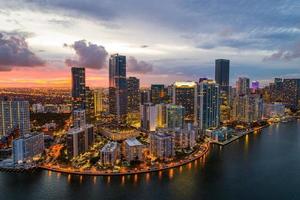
[13,132,44,164]
[124,138,144,162]
[127,77,140,112]
[71,67,86,110]
[100,141,119,166]
[108,54,128,120]
[215,59,230,93]
[172,81,198,123]
[198,80,220,131]
[150,132,175,160]
[0,100,30,137]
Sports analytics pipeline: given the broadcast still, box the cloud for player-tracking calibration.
[127,56,153,73]
[0,32,45,71]
[65,40,108,69]
[263,43,300,61]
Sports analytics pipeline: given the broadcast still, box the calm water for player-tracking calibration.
[1,120,300,200]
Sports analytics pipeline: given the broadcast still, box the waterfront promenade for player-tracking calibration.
[40,142,209,176]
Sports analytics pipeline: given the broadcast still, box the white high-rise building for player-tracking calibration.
[140,103,157,131]
[0,100,30,137]
[100,141,119,166]
[150,132,175,160]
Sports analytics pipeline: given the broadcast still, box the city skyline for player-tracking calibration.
[0,0,299,88]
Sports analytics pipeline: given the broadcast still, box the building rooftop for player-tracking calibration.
[174,81,197,88]
[101,141,118,152]
[125,138,143,147]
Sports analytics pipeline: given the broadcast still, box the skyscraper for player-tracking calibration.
[109,54,128,120]
[93,89,104,115]
[127,77,140,112]
[0,100,30,137]
[283,79,300,109]
[71,67,86,110]
[215,59,230,93]
[236,77,250,95]
[172,81,198,123]
[198,80,220,131]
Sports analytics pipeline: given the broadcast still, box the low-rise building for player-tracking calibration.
[124,138,144,162]
[150,132,175,160]
[100,141,119,166]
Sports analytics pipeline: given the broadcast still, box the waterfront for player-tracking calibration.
[1,120,300,200]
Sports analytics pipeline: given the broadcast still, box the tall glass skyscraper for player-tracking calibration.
[109,54,128,120]
[127,77,140,112]
[71,67,86,110]
[198,80,220,131]
[215,59,230,93]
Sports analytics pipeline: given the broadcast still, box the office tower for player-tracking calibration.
[13,132,44,164]
[108,54,127,120]
[232,94,248,122]
[172,81,198,123]
[124,138,144,162]
[85,86,94,116]
[71,67,86,110]
[215,59,230,93]
[73,109,86,128]
[140,89,151,105]
[151,84,167,104]
[140,103,157,131]
[236,77,250,95]
[283,79,300,109]
[93,89,104,115]
[0,100,30,137]
[166,104,185,129]
[198,80,220,131]
[156,103,167,128]
[127,77,140,112]
[100,141,119,166]
[150,132,175,160]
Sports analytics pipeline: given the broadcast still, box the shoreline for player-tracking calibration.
[39,142,209,176]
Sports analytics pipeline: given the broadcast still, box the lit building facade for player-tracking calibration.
[124,137,144,162]
[236,77,250,96]
[140,103,157,131]
[0,100,30,137]
[172,81,198,123]
[100,141,119,166]
[198,80,220,131]
[127,77,140,112]
[150,132,175,160]
[166,104,185,129]
[283,79,300,109]
[71,67,86,110]
[109,54,128,120]
[151,84,167,104]
[13,132,44,164]
[215,59,230,93]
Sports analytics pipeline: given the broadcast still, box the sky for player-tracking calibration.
[0,0,299,88]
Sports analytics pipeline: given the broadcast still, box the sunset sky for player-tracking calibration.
[0,0,299,88]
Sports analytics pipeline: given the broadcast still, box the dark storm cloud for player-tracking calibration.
[65,40,108,70]
[263,43,300,61]
[0,32,45,71]
[127,56,153,74]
